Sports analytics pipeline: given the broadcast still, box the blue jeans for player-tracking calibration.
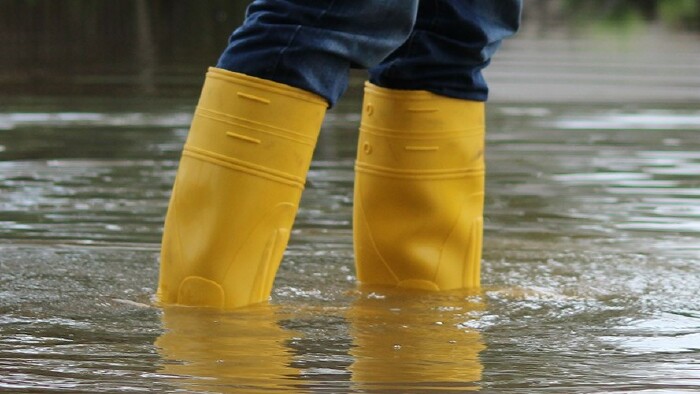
[217,0,522,107]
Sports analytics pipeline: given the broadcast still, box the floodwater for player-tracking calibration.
[2,31,700,392]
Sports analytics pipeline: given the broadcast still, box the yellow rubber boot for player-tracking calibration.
[353,82,485,291]
[157,67,326,309]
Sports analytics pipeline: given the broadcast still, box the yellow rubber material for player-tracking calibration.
[353,82,485,290]
[157,67,326,309]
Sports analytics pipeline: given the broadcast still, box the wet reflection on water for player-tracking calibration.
[156,306,301,393]
[154,289,486,392]
[348,288,484,392]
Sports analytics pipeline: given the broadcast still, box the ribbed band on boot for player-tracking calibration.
[356,82,484,178]
[185,67,327,189]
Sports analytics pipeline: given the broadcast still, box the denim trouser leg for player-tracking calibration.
[369,0,522,101]
[216,0,521,106]
[217,0,419,107]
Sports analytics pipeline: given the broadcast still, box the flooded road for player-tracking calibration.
[2,32,700,392]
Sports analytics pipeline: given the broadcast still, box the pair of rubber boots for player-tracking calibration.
[157,68,485,309]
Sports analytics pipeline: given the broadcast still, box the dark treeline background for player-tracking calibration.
[1,0,698,96]
[1,0,248,95]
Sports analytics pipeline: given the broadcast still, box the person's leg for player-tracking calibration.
[217,0,419,107]
[158,0,419,309]
[354,0,522,290]
[368,0,521,101]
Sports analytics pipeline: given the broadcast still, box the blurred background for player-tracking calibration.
[1,0,699,100]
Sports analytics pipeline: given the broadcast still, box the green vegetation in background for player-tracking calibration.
[563,0,700,32]
[658,0,700,30]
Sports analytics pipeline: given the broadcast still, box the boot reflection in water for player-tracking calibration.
[155,305,299,392]
[156,0,521,308]
[348,287,485,391]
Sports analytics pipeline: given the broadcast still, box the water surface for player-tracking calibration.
[1,34,700,392]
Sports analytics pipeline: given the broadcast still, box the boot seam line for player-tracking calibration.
[355,162,484,179]
[196,107,317,145]
[359,125,483,139]
[356,184,400,285]
[183,147,305,189]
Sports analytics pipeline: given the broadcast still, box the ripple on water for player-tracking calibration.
[603,312,700,354]
[550,109,700,130]
[0,111,192,130]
